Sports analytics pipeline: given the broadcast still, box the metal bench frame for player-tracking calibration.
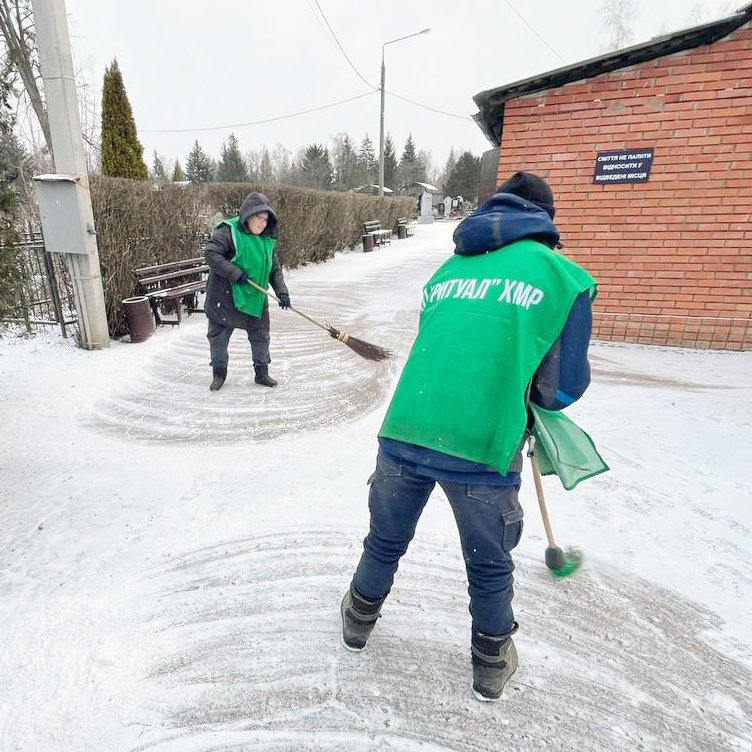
[395,217,417,238]
[133,257,208,326]
[362,220,392,248]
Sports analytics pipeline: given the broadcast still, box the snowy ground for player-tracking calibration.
[1,222,751,752]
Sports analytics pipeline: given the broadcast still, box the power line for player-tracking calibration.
[387,92,474,121]
[502,0,567,63]
[308,0,376,89]
[140,91,377,134]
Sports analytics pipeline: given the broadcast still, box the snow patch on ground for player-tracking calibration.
[2,223,751,750]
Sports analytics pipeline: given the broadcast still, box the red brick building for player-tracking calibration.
[473,5,752,350]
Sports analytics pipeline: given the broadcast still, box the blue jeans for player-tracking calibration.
[352,450,523,635]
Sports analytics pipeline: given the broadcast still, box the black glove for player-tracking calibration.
[237,272,249,285]
[278,293,291,309]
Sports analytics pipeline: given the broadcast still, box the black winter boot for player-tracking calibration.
[209,366,227,391]
[471,623,519,701]
[254,364,277,387]
[340,585,386,651]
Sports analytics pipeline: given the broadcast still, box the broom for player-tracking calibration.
[527,435,582,578]
[244,279,391,361]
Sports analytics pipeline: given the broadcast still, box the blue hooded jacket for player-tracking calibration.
[453,193,560,256]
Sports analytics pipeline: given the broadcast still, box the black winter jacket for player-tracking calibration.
[203,193,289,328]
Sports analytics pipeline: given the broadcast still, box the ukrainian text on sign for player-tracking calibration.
[593,148,654,184]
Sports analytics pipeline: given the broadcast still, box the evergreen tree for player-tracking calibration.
[151,151,167,184]
[298,144,333,190]
[100,59,148,180]
[444,151,481,202]
[439,149,458,193]
[357,134,377,186]
[332,133,359,191]
[0,75,21,321]
[185,140,213,183]
[397,134,427,190]
[171,160,186,182]
[383,134,398,192]
[216,133,248,182]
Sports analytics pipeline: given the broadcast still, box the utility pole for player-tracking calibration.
[378,28,430,198]
[31,0,110,349]
[378,51,386,198]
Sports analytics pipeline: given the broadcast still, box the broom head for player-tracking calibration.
[546,546,582,578]
[327,325,391,361]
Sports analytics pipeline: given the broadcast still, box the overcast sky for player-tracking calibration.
[58,0,733,172]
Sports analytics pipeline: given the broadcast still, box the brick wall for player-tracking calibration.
[497,24,752,350]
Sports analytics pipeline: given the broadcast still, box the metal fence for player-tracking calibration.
[0,233,79,339]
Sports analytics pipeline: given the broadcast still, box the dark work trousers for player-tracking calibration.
[207,305,271,368]
[352,450,524,636]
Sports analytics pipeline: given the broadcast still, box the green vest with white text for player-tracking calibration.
[223,217,276,318]
[379,239,596,474]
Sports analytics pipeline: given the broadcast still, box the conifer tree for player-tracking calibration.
[332,134,358,191]
[0,77,21,320]
[383,134,398,192]
[440,149,457,193]
[216,133,248,182]
[171,160,186,182]
[185,140,213,183]
[151,151,167,184]
[297,144,333,190]
[100,59,148,180]
[444,151,481,202]
[357,134,377,185]
[397,134,426,189]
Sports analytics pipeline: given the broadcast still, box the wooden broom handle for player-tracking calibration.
[528,437,558,550]
[244,278,331,334]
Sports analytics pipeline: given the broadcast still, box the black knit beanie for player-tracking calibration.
[497,171,555,219]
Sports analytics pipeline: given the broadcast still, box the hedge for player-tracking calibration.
[90,177,415,335]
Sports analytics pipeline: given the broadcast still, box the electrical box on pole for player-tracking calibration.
[33,174,96,255]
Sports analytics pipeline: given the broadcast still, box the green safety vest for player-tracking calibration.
[223,217,276,318]
[379,239,596,474]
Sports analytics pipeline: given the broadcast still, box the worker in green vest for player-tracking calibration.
[204,192,291,390]
[341,172,597,702]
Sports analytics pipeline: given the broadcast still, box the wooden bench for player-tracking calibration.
[394,217,417,239]
[133,257,208,326]
[362,220,392,252]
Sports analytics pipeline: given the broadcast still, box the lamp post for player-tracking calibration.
[378,28,430,198]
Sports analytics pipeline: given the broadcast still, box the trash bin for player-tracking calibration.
[362,233,374,252]
[122,296,155,343]
[397,225,407,240]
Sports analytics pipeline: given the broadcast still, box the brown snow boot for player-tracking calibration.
[209,366,227,391]
[471,623,519,701]
[340,585,386,651]
[254,364,277,387]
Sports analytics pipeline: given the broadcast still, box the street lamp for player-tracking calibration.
[378,28,430,197]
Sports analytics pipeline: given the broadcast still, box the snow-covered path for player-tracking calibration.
[1,223,751,751]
